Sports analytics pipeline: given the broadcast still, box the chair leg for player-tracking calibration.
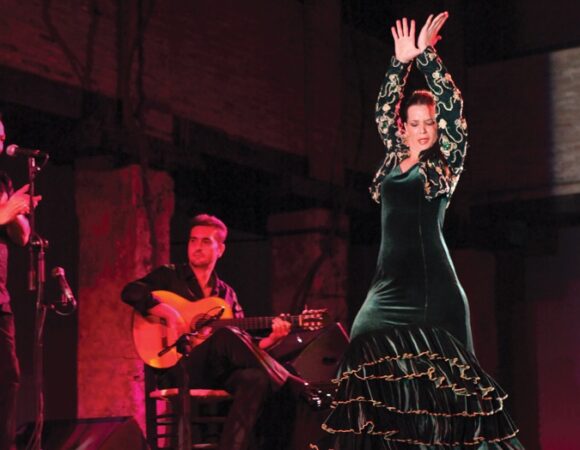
[145,366,160,449]
[176,386,192,450]
[191,397,231,449]
[150,389,232,450]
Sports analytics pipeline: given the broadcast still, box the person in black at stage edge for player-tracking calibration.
[312,12,524,450]
[0,115,42,450]
[122,213,330,450]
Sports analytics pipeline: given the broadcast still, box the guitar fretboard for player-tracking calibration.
[212,316,304,331]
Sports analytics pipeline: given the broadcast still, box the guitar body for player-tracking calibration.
[132,290,234,368]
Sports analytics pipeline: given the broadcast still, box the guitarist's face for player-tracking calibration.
[188,226,225,269]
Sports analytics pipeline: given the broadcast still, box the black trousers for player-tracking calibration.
[160,327,291,450]
[0,313,19,450]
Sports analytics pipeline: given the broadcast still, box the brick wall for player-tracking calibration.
[0,0,397,185]
[0,1,301,149]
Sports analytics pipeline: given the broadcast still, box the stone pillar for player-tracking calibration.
[75,163,174,430]
[303,0,343,184]
[268,208,348,323]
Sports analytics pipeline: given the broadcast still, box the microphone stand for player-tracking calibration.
[26,155,49,450]
[156,306,224,450]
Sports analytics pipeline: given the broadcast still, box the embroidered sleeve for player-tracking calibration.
[370,57,412,203]
[375,57,412,153]
[416,47,468,195]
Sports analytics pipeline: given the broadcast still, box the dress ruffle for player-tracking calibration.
[311,325,525,449]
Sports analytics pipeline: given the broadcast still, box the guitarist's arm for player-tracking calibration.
[258,316,292,350]
[147,301,186,330]
[121,265,175,316]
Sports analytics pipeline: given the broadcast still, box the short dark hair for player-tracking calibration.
[401,90,435,123]
[190,214,228,243]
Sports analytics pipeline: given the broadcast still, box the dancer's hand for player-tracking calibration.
[417,12,449,52]
[391,17,420,63]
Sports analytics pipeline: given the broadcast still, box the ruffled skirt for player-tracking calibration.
[311,325,524,449]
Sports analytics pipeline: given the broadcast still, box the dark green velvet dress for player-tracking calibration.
[350,163,473,351]
[312,48,524,449]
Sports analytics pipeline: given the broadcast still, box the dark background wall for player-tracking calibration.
[1,1,580,449]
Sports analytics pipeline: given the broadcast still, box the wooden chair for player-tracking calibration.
[148,387,233,450]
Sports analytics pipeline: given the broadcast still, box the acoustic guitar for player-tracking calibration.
[132,290,328,368]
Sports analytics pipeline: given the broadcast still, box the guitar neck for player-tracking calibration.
[213,316,303,331]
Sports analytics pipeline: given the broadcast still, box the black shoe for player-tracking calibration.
[299,385,333,411]
[286,374,333,411]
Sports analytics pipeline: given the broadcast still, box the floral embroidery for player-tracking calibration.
[371,47,468,203]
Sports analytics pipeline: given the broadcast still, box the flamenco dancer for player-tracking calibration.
[313,12,525,449]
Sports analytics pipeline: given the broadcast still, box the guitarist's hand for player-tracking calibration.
[259,315,291,350]
[148,303,186,332]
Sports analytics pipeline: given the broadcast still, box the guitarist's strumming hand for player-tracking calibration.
[148,302,186,332]
[258,315,292,350]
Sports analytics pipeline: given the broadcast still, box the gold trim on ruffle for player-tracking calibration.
[322,420,396,438]
[321,421,521,446]
[332,395,506,417]
[335,350,498,400]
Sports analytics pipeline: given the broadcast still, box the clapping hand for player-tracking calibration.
[391,17,420,64]
[391,12,449,64]
[0,184,42,225]
[417,12,449,52]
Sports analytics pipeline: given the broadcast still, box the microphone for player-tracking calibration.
[5,144,47,158]
[195,307,225,330]
[51,266,77,310]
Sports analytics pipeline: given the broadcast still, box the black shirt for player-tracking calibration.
[121,263,244,318]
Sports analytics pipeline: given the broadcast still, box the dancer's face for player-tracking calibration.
[403,104,438,153]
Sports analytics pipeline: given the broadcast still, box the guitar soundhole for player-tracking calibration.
[190,305,224,333]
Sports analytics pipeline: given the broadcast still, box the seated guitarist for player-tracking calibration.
[121,213,325,450]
